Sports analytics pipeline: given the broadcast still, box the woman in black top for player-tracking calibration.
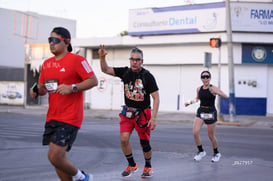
[185,70,228,162]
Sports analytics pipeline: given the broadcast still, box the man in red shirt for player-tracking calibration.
[30,27,97,181]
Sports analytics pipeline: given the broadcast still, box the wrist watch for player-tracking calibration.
[72,84,78,92]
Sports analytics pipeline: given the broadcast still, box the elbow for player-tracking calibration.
[100,66,108,74]
[222,95,228,99]
[90,77,98,88]
[94,79,98,87]
[102,68,109,74]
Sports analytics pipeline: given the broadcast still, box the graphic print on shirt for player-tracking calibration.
[45,61,61,69]
[124,79,145,101]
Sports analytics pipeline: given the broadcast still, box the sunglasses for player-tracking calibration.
[129,57,142,61]
[201,75,210,79]
[48,37,70,44]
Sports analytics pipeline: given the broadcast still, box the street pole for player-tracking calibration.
[23,15,29,109]
[226,0,236,122]
[217,46,223,121]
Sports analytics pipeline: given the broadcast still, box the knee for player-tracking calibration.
[47,148,64,166]
[140,139,151,153]
[193,129,200,138]
[120,137,129,147]
[48,150,59,166]
[208,132,215,141]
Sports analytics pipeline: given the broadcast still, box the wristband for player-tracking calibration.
[190,98,198,104]
[151,116,156,120]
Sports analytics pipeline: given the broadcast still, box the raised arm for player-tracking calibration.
[209,85,228,99]
[98,44,115,76]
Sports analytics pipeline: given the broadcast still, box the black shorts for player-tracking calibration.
[43,120,79,152]
[196,107,217,125]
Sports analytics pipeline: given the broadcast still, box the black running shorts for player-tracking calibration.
[42,120,79,151]
[196,107,217,125]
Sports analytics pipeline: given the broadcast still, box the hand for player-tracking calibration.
[209,85,216,95]
[148,119,156,130]
[184,102,190,107]
[98,44,108,58]
[56,84,73,95]
[29,88,37,98]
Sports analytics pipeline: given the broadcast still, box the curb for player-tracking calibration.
[217,121,255,127]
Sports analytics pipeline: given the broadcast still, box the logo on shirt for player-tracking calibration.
[60,68,65,72]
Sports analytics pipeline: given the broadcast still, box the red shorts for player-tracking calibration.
[119,108,151,140]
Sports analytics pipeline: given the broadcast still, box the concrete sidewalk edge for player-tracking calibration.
[0,105,272,128]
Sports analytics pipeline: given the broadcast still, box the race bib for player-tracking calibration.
[45,79,58,93]
[200,113,214,120]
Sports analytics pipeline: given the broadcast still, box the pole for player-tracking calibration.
[226,0,236,122]
[217,46,223,121]
[23,15,29,108]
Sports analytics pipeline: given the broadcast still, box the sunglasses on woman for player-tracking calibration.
[48,37,70,44]
[201,75,210,79]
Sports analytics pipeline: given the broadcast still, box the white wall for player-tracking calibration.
[235,65,267,98]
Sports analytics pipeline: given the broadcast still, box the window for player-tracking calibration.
[92,48,99,59]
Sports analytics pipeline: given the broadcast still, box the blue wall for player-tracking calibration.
[220,97,266,116]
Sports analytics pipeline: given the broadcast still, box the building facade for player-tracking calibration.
[73,1,273,116]
[0,7,76,105]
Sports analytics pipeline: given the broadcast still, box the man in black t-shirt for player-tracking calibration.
[98,45,159,178]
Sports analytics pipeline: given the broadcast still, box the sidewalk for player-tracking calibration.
[1,105,272,128]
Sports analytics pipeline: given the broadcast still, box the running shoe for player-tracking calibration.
[77,171,93,181]
[193,151,206,161]
[121,164,138,177]
[211,153,221,162]
[141,167,153,178]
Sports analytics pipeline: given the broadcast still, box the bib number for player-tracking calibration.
[45,79,58,93]
[200,113,214,120]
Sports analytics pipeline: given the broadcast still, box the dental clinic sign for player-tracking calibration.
[128,2,273,36]
[128,2,226,36]
[231,2,273,32]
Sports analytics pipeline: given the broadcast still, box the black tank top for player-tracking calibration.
[198,85,216,107]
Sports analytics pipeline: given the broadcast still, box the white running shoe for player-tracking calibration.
[211,153,221,162]
[194,151,206,161]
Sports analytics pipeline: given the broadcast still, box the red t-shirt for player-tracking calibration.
[39,53,94,128]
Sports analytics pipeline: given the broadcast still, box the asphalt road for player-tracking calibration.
[0,112,273,181]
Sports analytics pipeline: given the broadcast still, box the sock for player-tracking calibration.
[197,145,204,152]
[73,169,85,180]
[214,148,219,155]
[126,153,136,166]
[145,157,152,168]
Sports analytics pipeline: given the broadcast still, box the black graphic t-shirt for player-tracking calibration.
[114,67,159,109]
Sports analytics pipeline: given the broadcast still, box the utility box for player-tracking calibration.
[204,52,212,68]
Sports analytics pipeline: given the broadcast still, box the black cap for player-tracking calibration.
[51,27,72,52]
